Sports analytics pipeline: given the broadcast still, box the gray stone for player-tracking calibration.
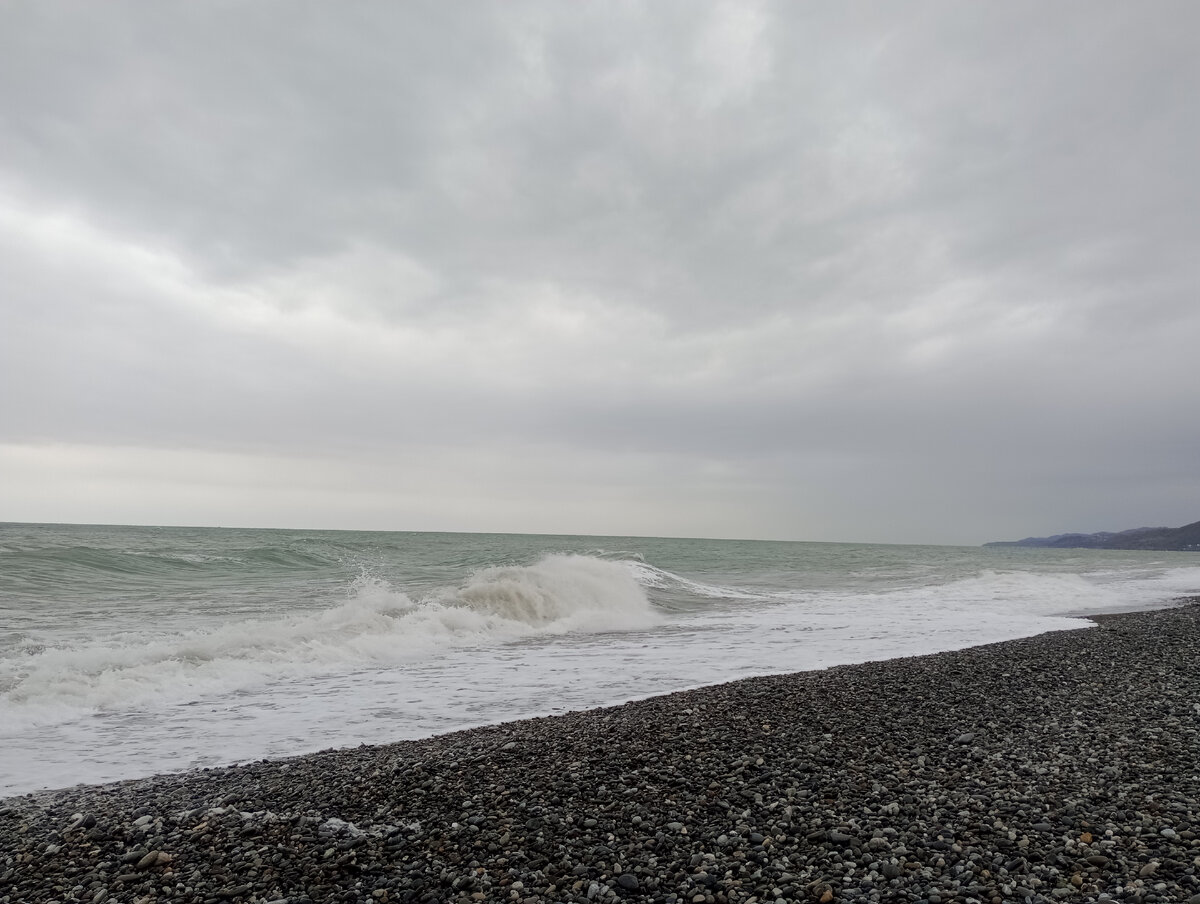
[6,604,1200,904]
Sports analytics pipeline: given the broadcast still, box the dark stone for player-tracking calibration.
[6,604,1200,904]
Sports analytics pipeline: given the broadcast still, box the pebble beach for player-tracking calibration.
[3,602,1198,904]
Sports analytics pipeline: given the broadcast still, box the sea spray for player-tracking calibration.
[0,554,659,719]
[2,523,1197,794]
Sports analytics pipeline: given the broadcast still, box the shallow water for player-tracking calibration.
[2,522,1197,796]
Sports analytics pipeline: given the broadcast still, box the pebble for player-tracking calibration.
[3,601,1200,903]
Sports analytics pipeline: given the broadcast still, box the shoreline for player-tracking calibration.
[0,604,1172,803]
[5,601,1173,802]
[3,601,1199,903]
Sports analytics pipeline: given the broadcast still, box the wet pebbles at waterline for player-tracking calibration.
[3,602,1200,904]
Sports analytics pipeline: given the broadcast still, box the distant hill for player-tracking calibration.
[984,519,1200,551]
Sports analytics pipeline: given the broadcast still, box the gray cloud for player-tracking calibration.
[2,1,1198,543]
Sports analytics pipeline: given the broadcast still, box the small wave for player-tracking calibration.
[916,567,1197,616]
[785,565,1199,622]
[1,541,337,579]
[239,545,340,569]
[624,560,768,602]
[0,555,659,722]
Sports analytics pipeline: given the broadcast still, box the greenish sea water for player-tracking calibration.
[2,522,1196,795]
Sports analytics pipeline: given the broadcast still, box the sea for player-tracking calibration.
[2,522,1197,798]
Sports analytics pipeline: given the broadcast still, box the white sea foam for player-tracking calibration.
[0,554,658,726]
[623,560,767,601]
[942,563,1200,616]
[446,554,660,630]
[3,524,1197,797]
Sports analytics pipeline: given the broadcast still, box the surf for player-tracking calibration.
[0,554,660,723]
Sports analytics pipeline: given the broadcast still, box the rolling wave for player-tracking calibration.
[624,560,770,606]
[0,554,660,722]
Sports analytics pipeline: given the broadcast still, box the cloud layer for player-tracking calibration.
[3,2,1198,543]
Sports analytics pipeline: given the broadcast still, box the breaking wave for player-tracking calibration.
[0,555,660,722]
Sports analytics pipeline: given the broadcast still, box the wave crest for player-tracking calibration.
[449,554,657,628]
[0,555,658,720]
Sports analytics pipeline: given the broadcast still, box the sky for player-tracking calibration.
[1,2,1198,545]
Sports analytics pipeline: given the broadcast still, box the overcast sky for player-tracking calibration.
[1,2,1197,545]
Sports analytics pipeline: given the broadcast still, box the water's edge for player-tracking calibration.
[7,596,1193,804]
